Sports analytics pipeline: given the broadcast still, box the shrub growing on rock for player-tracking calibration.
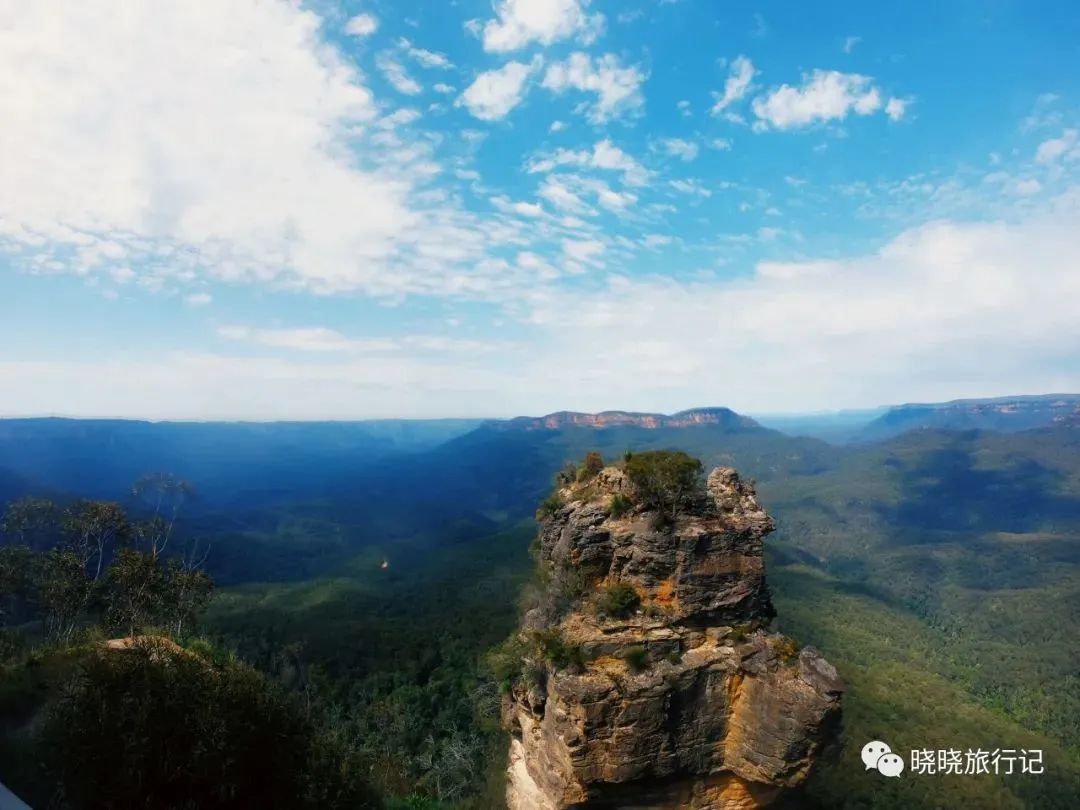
[624,450,703,524]
[623,645,649,673]
[536,493,564,521]
[607,493,633,518]
[595,582,640,619]
[576,451,605,482]
[532,629,585,672]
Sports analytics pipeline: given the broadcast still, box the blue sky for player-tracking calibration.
[1,0,1079,419]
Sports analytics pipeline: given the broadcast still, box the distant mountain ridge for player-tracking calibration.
[494,407,764,432]
[862,393,1080,439]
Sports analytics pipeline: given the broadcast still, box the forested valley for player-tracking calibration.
[0,409,1078,808]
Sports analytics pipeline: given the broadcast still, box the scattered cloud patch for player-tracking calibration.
[459,59,540,120]
[376,52,422,95]
[217,325,493,354]
[398,38,454,70]
[562,237,605,266]
[654,138,699,161]
[345,13,378,38]
[542,53,646,123]
[1035,129,1079,164]
[477,0,604,52]
[710,56,755,116]
[670,178,712,197]
[885,96,910,121]
[526,139,649,186]
[523,193,1080,412]
[185,293,212,306]
[752,70,900,129]
[843,36,861,53]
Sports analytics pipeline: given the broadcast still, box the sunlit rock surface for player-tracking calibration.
[504,465,842,809]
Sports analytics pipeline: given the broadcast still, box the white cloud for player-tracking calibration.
[9,196,1080,417]
[655,138,699,161]
[478,0,604,52]
[843,36,861,53]
[710,55,755,116]
[218,325,389,352]
[1035,129,1079,164]
[458,59,539,121]
[345,13,378,38]
[752,70,892,130]
[585,179,637,211]
[535,173,635,214]
[376,52,422,95]
[433,83,455,94]
[642,234,672,249]
[562,238,605,265]
[709,138,732,151]
[1013,178,1043,196]
[522,191,1080,413]
[669,179,712,197]
[0,2,404,291]
[0,2,544,300]
[541,53,646,123]
[217,325,494,354]
[398,38,454,70]
[538,175,593,213]
[526,139,649,186]
[491,196,547,217]
[377,108,423,130]
[549,120,567,132]
[885,97,910,121]
[185,292,212,306]
[0,352,512,419]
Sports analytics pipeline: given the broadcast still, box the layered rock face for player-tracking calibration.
[499,408,762,432]
[504,464,842,810]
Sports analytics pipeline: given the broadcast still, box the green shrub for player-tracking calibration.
[39,639,379,809]
[531,630,584,672]
[536,493,564,521]
[624,450,703,523]
[554,464,577,487]
[486,635,529,692]
[595,582,640,619]
[773,636,800,663]
[623,645,649,673]
[576,451,604,482]
[555,569,589,604]
[606,493,632,518]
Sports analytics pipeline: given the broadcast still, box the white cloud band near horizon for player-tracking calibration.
[3,190,1079,419]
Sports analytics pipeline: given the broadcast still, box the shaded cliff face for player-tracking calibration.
[503,463,842,810]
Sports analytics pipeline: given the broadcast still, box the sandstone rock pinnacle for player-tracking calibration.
[501,458,842,809]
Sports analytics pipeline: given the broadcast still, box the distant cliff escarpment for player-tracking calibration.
[497,452,842,809]
[497,407,765,432]
[862,393,1080,438]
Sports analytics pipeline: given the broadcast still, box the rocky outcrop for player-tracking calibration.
[503,462,841,809]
